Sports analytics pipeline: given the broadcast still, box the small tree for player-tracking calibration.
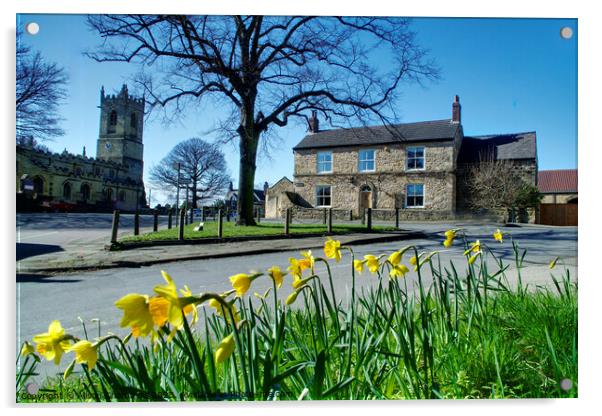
[149,138,231,209]
[16,31,68,141]
[467,155,539,222]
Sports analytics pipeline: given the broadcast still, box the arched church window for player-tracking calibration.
[108,110,117,133]
[81,183,90,202]
[130,113,137,132]
[63,182,72,200]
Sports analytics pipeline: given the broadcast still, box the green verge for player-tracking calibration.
[120,222,397,242]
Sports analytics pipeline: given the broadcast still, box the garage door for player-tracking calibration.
[539,203,578,226]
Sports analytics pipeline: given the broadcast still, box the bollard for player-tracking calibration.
[153,210,158,232]
[366,208,372,231]
[168,209,173,229]
[217,209,223,239]
[134,210,140,236]
[284,208,291,235]
[110,210,120,244]
[395,208,400,229]
[327,208,333,233]
[178,209,185,240]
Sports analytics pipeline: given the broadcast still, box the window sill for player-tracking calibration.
[404,206,425,209]
[406,168,426,173]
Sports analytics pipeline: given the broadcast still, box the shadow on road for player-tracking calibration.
[16,243,64,261]
[16,273,82,284]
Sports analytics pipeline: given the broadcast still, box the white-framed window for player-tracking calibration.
[316,185,332,207]
[406,183,424,208]
[317,151,333,174]
[407,146,425,170]
[358,149,376,172]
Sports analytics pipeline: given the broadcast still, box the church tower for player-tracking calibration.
[96,84,145,183]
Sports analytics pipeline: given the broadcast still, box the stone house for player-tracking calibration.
[265,96,538,221]
[16,85,147,213]
[224,181,269,216]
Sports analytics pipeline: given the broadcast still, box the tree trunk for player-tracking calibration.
[236,131,259,226]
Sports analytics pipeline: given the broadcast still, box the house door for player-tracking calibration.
[359,185,372,213]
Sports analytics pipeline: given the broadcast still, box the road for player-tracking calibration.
[16,218,577,380]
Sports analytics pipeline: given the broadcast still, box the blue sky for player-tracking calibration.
[16,15,577,205]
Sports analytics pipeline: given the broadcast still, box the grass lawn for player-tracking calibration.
[120,221,398,242]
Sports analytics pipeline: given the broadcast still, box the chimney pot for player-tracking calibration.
[308,111,320,133]
[452,95,461,123]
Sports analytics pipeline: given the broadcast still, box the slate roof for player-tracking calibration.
[457,132,537,163]
[538,169,578,193]
[293,119,460,150]
[226,189,265,202]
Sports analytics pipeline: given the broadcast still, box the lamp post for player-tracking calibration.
[174,162,181,226]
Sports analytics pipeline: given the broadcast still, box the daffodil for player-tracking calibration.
[464,240,481,255]
[215,333,235,364]
[32,320,72,365]
[390,263,409,279]
[468,253,480,265]
[115,293,155,338]
[354,259,365,274]
[209,297,240,323]
[324,239,342,262]
[443,238,453,248]
[299,250,315,272]
[409,255,418,266]
[287,258,304,280]
[20,341,35,358]
[387,251,402,266]
[444,229,457,240]
[229,273,252,297]
[364,255,380,273]
[285,290,300,306]
[493,229,503,243]
[153,271,195,330]
[267,266,286,288]
[68,340,98,370]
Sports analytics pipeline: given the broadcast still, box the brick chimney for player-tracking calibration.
[263,181,269,195]
[452,95,461,124]
[308,110,319,133]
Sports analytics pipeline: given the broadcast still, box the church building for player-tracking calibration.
[16,84,147,212]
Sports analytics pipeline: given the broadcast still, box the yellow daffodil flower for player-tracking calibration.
[209,297,240,323]
[354,259,365,274]
[68,340,98,370]
[444,229,456,240]
[464,240,481,255]
[287,257,304,280]
[387,251,402,266]
[153,271,195,330]
[20,341,35,358]
[115,293,155,338]
[468,252,480,265]
[493,229,503,243]
[32,320,72,365]
[215,333,235,364]
[229,273,252,297]
[409,255,418,266]
[324,239,342,262]
[550,257,559,269]
[390,263,410,279]
[267,266,285,288]
[364,255,380,273]
[443,238,453,248]
[300,250,315,272]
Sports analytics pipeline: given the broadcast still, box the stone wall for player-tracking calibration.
[293,141,458,216]
[265,177,294,218]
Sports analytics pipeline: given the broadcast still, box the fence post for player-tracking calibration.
[134,210,140,236]
[349,209,353,222]
[153,210,158,232]
[256,208,261,224]
[178,209,185,240]
[327,208,333,233]
[217,209,223,239]
[322,208,327,225]
[168,209,173,229]
[284,208,291,235]
[366,208,372,231]
[360,208,365,225]
[395,208,400,229]
[110,210,120,244]
[201,206,205,222]
[189,207,194,224]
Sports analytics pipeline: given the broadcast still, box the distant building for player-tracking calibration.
[538,169,578,226]
[16,84,147,212]
[266,95,538,222]
[224,181,268,216]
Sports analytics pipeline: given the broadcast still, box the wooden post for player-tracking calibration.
[217,209,223,239]
[395,208,400,229]
[366,208,372,231]
[110,210,120,244]
[178,209,185,240]
[134,211,140,236]
[256,207,261,223]
[284,208,291,235]
[349,209,353,222]
[201,206,205,222]
[153,210,158,232]
[323,208,327,225]
[327,208,333,233]
[168,209,173,229]
[189,206,194,224]
[360,208,365,225]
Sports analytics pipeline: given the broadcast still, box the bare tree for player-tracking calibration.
[149,138,231,208]
[87,15,438,225]
[16,30,68,141]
